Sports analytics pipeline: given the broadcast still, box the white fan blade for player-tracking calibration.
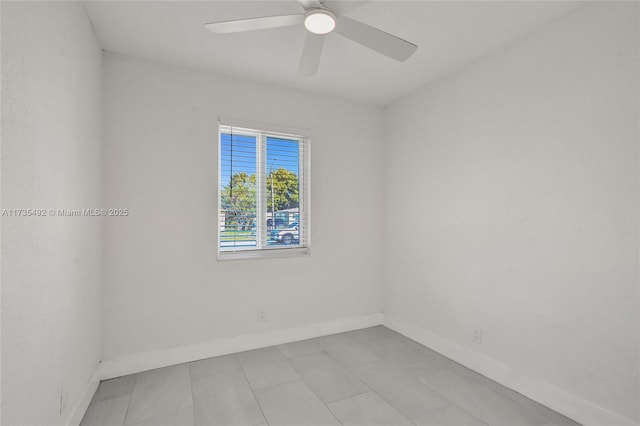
[205,14,303,34]
[335,16,416,61]
[299,33,325,77]
[296,0,320,10]
[323,1,369,16]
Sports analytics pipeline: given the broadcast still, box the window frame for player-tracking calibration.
[217,118,311,260]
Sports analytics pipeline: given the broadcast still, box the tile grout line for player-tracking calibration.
[338,333,460,425]
[451,366,569,425]
[345,362,445,426]
[284,346,372,403]
[409,403,485,426]
[323,388,371,405]
[314,335,381,371]
[338,330,421,425]
[121,374,138,426]
[233,353,271,426]
[187,363,197,426]
[318,331,415,424]
[416,369,556,426]
[284,348,344,426]
[250,376,302,392]
[419,366,557,425]
[388,331,579,425]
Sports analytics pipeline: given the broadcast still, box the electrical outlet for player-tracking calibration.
[472,327,483,344]
[258,310,267,322]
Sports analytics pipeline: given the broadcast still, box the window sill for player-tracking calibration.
[218,246,310,261]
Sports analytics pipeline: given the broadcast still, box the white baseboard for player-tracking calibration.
[383,314,638,426]
[66,375,99,426]
[98,313,383,380]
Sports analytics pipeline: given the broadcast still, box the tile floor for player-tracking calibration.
[81,326,582,426]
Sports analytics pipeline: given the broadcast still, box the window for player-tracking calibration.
[218,120,310,259]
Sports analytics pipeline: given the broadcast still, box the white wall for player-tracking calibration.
[102,53,385,362]
[1,2,103,425]
[384,2,639,424]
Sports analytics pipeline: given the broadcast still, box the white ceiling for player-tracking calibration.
[84,1,584,106]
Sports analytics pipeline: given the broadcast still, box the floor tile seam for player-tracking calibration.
[389,334,453,364]
[346,358,459,423]
[401,374,458,422]
[250,374,304,392]
[127,402,196,426]
[322,388,372,406]
[236,349,293,372]
[236,344,280,357]
[342,351,397,377]
[124,373,194,425]
[341,357,437,423]
[322,395,355,426]
[410,402,489,426]
[415,373,541,426]
[346,331,431,406]
[187,361,198,426]
[275,343,289,359]
[313,348,374,379]
[121,373,138,426]
[365,335,449,366]
[487,386,559,425]
[244,352,301,391]
[412,369,478,409]
[428,360,578,424]
[346,330,389,345]
[126,406,196,426]
[317,391,345,426]
[189,363,244,382]
[275,339,322,360]
[416,368,525,414]
[234,352,270,426]
[288,358,373,405]
[459,372,561,423]
[344,330,389,346]
[283,352,345,426]
[89,390,135,405]
[323,387,417,426]
[134,365,190,388]
[288,350,372,392]
[319,343,382,371]
[287,348,332,362]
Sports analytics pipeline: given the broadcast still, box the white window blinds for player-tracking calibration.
[218,122,310,259]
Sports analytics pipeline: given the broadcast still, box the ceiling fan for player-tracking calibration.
[204,0,417,77]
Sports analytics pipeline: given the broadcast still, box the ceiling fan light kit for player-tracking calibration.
[204,1,417,76]
[304,9,336,34]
